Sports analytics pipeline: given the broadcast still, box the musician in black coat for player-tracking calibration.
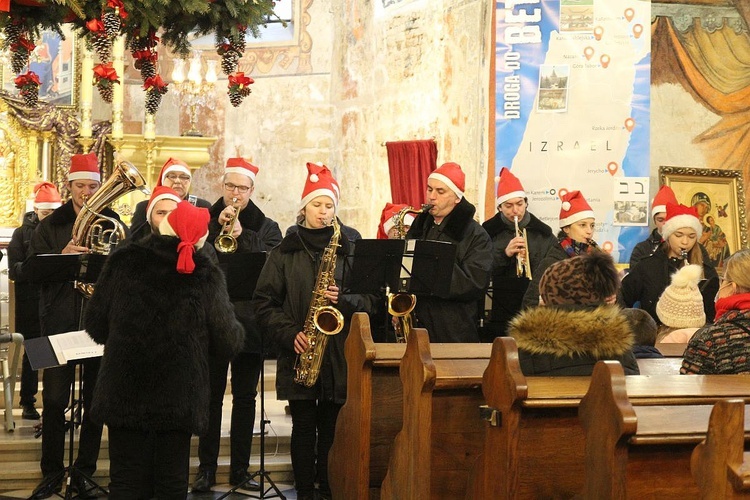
[482,168,555,339]
[254,163,374,500]
[85,201,244,499]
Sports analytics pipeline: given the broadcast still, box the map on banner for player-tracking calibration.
[496,0,651,264]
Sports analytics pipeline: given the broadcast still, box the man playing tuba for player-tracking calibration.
[482,167,556,340]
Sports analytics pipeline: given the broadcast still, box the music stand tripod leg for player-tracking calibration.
[217,351,285,500]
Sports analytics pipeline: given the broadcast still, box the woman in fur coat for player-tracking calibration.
[510,251,639,376]
[84,201,244,499]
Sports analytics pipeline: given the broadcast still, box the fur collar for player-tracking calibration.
[482,211,551,238]
[509,305,635,358]
[279,220,351,255]
[408,197,476,240]
[47,200,119,226]
[209,198,267,232]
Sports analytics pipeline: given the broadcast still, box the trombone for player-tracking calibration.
[214,197,242,253]
[514,216,532,280]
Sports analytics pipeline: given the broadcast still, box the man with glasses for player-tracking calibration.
[192,158,282,493]
[130,157,211,241]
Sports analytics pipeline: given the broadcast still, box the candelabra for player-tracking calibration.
[171,50,218,137]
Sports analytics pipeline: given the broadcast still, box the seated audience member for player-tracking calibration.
[681,249,750,374]
[621,308,662,359]
[655,264,706,343]
[509,251,639,376]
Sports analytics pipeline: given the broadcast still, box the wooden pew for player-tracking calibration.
[692,399,750,498]
[467,337,750,499]
[329,313,491,499]
[655,342,688,357]
[636,356,682,375]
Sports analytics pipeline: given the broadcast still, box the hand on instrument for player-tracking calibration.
[294,331,309,354]
[325,284,339,304]
[505,235,526,258]
[219,205,236,225]
[63,239,89,254]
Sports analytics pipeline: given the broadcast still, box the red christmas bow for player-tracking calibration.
[86,18,105,33]
[14,71,40,88]
[228,72,254,89]
[93,63,119,83]
[144,75,167,92]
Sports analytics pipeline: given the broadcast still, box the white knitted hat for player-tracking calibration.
[655,264,706,328]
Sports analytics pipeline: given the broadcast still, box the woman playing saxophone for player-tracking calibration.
[254,162,376,500]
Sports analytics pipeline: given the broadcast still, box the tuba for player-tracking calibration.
[386,204,431,342]
[214,197,241,253]
[514,216,532,280]
[294,217,345,387]
[72,159,150,296]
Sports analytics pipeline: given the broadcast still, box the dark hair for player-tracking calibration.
[621,308,658,346]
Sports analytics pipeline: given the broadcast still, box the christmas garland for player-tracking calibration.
[0,0,275,110]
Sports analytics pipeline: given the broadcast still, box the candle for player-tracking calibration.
[80,45,93,138]
[144,113,156,140]
[111,36,125,139]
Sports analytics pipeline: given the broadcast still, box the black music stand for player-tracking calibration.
[216,252,285,500]
[24,253,108,499]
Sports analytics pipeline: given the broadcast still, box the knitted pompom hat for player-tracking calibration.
[656,264,706,328]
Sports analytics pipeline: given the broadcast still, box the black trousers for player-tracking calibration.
[40,358,102,477]
[288,399,342,495]
[198,352,262,474]
[108,427,191,499]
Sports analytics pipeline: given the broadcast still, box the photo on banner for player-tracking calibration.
[659,166,748,269]
[495,0,651,264]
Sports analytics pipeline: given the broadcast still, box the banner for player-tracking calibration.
[495,0,651,264]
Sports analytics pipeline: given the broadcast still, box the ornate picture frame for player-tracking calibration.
[1,24,79,109]
[659,166,748,268]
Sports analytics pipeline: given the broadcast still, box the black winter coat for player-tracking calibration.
[129,195,212,242]
[509,304,640,376]
[27,200,123,336]
[8,211,41,337]
[253,224,375,403]
[405,197,493,343]
[629,228,662,269]
[84,235,244,433]
[208,198,282,353]
[619,250,719,326]
[482,211,555,337]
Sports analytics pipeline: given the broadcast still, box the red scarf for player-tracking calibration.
[714,292,750,321]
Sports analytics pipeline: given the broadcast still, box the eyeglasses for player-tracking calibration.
[165,173,191,182]
[224,183,251,193]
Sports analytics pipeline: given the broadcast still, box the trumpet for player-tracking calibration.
[514,216,532,280]
[214,198,241,253]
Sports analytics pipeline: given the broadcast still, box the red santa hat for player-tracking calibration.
[33,182,62,209]
[377,202,415,239]
[146,186,182,225]
[559,190,595,227]
[496,167,526,206]
[225,157,259,183]
[661,202,702,241]
[300,162,339,211]
[68,153,100,182]
[428,162,465,200]
[158,201,210,274]
[651,185,678,217]
[158,157,191,187]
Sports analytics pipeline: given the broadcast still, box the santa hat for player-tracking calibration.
[146,186,182,225]
[651,185,678,217]
[559,190,595,227]
[656,264,706,328]
[225,157,258,183]
[300,162,339,211]
[378,203,415,239]
[68,153,100,182]
[661,202,702,241]
[158,201,210,274]
[33,182,62,209]
[158,157,191,187]
[496,167,526,206]
[428,162,465,200]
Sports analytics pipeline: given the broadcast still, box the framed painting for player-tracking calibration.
[659,166,748,269]
[1,24,79,109]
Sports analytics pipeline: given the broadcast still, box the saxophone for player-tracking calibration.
[293,217,345,387]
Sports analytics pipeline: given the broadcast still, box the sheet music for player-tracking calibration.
[47,330,103,365]
[401,239,416,283]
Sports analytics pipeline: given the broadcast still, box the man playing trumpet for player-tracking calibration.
[192,158,282,493]
[482,167,555,340]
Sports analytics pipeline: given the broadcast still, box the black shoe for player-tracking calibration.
[30,475,63,500]
[71,475,98,499]
[191,469,216,493]
[229,470,261,490]
[22,404,41,420]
